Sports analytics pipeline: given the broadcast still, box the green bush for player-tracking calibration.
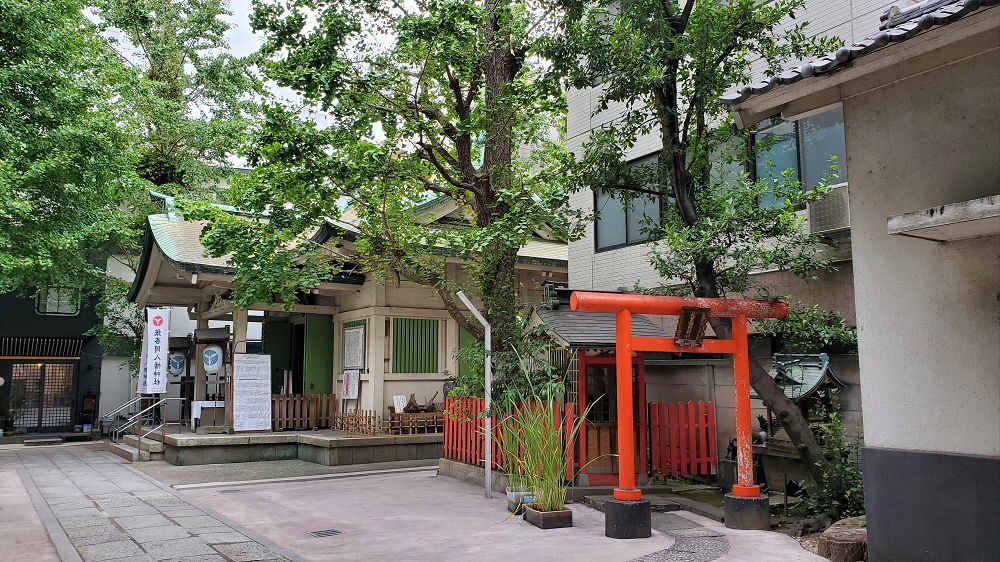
[801,392,865,518]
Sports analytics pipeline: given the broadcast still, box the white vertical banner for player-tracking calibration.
[144,307,171,394]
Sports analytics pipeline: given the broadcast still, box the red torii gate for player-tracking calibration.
[570,292,788,537]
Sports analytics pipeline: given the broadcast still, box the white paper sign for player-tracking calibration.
[343,325,365,369]
[342,369,360,400]
[138,307,170,394]
[233,354,272,432]
[393,395,408,414]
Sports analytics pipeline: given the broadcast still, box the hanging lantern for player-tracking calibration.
[167,351,186,376]
[203,343,224,374]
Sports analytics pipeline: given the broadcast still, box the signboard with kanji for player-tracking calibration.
[138,307,170,394]
[342,369,360,400]
[233,354,272,432]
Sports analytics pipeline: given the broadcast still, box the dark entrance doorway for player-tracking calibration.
[2,361,77,432]
[578,352,646,486]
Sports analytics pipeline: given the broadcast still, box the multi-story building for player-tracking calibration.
[722,0,999,556]
[0,290,104,437]
[552,1,902,492]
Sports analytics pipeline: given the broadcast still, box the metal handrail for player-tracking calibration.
[140,423,165,440]
[112,399,166,441]
[102,396,143,420]
[115,397,187,444]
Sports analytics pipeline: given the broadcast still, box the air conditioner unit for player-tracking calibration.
[808,183,850,234]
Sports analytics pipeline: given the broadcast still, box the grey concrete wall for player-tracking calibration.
[843,49,1000,457]
[164,437,443,466]
[646,355,863,465]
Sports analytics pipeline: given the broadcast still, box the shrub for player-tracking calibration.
[801,392,865,518]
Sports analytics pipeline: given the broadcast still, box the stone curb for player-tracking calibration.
[15,466,83,562]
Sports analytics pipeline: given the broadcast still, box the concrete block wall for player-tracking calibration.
[645,354,863,465]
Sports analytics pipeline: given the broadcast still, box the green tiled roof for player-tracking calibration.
[149,214,234,273]
[770,353,846,402]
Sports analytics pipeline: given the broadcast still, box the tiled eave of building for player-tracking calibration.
[720,0,999,128]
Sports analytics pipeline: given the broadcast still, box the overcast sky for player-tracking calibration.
[224,1,261,59]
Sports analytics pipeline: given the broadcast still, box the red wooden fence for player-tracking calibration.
[649,400,718,477]
[443,397,577,480]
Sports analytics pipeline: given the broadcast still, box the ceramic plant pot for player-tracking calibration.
[523,504,573,529]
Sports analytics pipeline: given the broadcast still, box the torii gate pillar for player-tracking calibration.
[571,292,788,537]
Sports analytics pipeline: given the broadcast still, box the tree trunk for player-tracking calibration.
[667,105,831,486]
[749,356,829,486]
[476,0,521,361]
[709,317,830,487]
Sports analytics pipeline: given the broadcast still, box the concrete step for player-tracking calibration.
[123,435,164,453]
[109,442,139,462]
[108,442,162,462]
[23,438,63,446]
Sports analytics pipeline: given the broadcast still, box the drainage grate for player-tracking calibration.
[308,529,342,538]
[217,489,243,494]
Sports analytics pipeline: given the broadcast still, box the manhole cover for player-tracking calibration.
[308,529,342,538]
[217,489,243,494]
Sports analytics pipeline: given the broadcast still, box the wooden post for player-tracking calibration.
[731,314,760,497]
[194,301,209,402]
[227,307,249,428]
[613,310,641,502]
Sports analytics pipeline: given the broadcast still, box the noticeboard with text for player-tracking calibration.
[233,354,272,432]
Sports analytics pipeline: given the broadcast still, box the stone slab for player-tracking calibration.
[212,541,284,561]
[172,515,224,529]
[77,540,145,562]
[127,524,192,543]
[115,514,172,530]
[141,537,216,560]
[60,515,113,529]
[104,505,162,517]
[199,531,251,544]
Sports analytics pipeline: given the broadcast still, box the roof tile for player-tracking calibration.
[720,0,998,108]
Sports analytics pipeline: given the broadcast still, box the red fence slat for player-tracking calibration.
[647,400,718,478]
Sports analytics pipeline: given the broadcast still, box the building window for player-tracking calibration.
[594,153,662,251]
[753,107,848,208]
[35,288,80,316]
[392,318,439,373]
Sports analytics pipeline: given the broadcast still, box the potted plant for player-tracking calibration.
[503,372,596,529]
[494,413,534,514]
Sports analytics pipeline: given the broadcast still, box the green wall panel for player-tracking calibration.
[303,314,334,394]
[263,321,292,392]
[458,325,476,379]
[392,318,439,374]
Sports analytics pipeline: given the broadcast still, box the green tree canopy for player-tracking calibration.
[549,0,845,488]
[192,0,574,366]
[0,0,147,293]
[91,0,263,193]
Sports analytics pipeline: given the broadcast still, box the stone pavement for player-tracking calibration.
[2,445,822,562]
[635,512,729,561]
[0,445,302,562]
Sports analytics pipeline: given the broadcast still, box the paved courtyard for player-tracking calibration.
[0,445,300,562]
[1,444,823,561]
